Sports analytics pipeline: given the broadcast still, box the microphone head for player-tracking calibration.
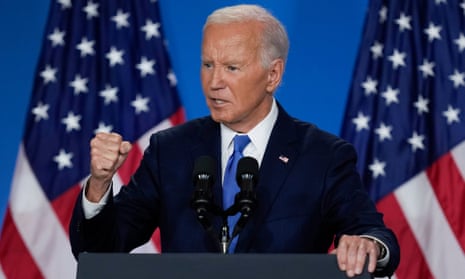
[192,155,216,183]
[236,156,259,184]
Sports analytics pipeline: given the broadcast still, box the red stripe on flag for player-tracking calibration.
[117,145,143,185]
[51,184,82,234]
[377,193,434,279]
[0,208,44,279]
[426,152,465,251]
[151,227,162,252]
[170,108,186,126]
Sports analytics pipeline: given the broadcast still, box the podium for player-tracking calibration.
[76,253,371,279]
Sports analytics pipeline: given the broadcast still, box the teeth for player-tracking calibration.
[214,99,225,104]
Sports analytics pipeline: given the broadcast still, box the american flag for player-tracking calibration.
[341,0,465,278]
[0,0,184,278]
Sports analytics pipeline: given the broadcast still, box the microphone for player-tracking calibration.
[231,156,259,238]
[190,155,216,226]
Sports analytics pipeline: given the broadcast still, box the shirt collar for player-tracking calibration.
[220,98,278,158]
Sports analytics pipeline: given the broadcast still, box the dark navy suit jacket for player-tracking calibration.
[70,105,400,277]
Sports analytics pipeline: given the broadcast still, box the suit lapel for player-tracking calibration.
[236,105,300,251]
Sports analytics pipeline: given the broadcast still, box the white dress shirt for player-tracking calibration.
[220,98,278,184]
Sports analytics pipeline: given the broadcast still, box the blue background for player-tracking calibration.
[0,0,368,229]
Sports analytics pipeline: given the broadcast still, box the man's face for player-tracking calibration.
[201,21,280,133]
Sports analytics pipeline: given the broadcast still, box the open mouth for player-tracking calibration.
[211,98,227,105]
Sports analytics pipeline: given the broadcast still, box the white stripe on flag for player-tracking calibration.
[137,118,174,150]
[9,144,76,279]
[394,170,465,279]
[0,264,6,279]
[131,239,157,253]
[112,173,124,197]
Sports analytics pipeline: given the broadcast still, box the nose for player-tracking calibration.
[209,66,225,90]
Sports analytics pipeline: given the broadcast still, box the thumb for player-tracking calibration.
[115,141,132,169]
[120,141,132,155]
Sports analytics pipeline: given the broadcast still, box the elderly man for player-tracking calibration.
[70,4,400,278]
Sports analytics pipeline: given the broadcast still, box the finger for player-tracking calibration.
[345,236,360,277]
[353,241,369,275]
[336,235,349,271]
[367,240,379,273]
[91,146,119,170]
[90,141,121,176]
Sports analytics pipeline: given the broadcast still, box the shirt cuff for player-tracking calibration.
[359,235,390,268]
[82,180,112,219]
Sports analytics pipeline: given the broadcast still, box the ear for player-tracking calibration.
[266,58,284,93]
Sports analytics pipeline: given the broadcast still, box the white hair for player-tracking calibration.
[204,4,289,69]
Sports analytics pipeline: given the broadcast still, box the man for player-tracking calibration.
[70,4,400,278]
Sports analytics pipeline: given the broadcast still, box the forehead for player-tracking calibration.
[202,22,262,58]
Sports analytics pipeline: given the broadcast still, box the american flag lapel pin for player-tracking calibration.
[278,155,289,164]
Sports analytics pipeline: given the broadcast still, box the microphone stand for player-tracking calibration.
[220,216,230,254]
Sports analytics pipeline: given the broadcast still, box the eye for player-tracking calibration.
[202,62,212,69]
[227,65,239,72]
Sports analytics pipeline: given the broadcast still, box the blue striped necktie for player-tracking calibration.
[223,134,250,253]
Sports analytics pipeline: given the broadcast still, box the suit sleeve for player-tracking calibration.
[69,134,162,259]
[322,140,400,277]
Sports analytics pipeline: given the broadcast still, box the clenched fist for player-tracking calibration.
[86,132,132,202]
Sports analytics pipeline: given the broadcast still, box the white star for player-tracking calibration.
[141,19,160,40]
[111,9,130,29]
[48,28,65,47]
[424,22,442,42]
[369,158,386,178]
[388,49,406,69]
[435,0,447,4]
[381,86,400,106]
[94,122,113,134]
[413,95,429,115]
[54,149,73,170]
[61,111,82,132]
[370,41,383,59]
[454,33,465,52]
[361,76,378,96]
[418,59,435,78]
[462,0,465,15]
[32,102,49,122]
[395,12,412,32]
[99,85,119,105]
[57,0,71,9]
[352,112,370,132]
[443,105,460,124]
[449,69,465,88]
[375,122,393,142]
[76,37,95,57]
[40,65,58,84]
[167,70,177,86]
[69,74,88,95]
[83,0,99,19]
[131,94,150,114]
[106,46,124,67]
[407,131,425,152]
[136,56,156,77]
[379,6,388,23]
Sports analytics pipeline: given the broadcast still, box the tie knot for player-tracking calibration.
[233,135,250,154]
